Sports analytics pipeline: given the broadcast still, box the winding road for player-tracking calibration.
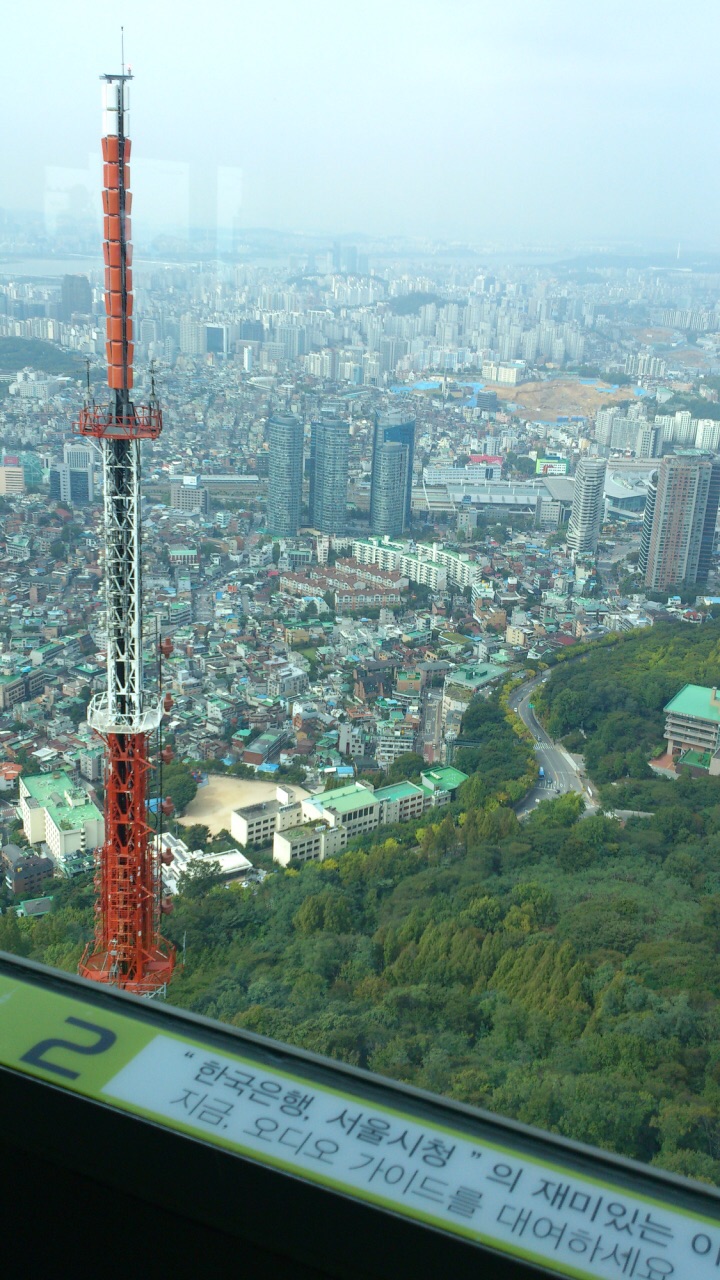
[508,674,597,818]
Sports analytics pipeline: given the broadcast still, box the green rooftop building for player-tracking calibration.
[19,771,104,862]
[664,685,720,762]
[273,765,470,868]
[304,782,381,838]
[420,766,469,805]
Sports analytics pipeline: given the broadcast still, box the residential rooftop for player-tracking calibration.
[16,895,54,917]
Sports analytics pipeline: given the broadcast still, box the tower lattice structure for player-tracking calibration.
[76,71,174,995]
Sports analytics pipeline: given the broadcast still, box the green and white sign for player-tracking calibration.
[1,971,718,1280]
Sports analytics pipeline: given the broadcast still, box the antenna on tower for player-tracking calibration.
[74,66,174,997]
[121,26,125,76]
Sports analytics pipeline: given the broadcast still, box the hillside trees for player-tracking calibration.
[9,629,720,1181]
[12,769,720,1178]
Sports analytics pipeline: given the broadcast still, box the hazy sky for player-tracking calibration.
[3,0,720,247]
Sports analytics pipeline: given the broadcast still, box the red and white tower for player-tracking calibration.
[76,70,175,995]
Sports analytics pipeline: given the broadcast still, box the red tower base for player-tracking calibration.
[79,945,175,996]
[78,731,175,996]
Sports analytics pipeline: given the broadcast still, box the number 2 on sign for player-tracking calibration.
[20,1017,117,1080]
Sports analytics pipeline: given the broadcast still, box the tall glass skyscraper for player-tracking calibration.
[370,442,409,538]
[267,413,304,536]
[370,411,415,534]
[309,414,349,535]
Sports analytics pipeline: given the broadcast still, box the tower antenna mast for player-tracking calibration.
[75,67,174,995]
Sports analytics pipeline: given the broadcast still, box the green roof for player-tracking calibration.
[664,684,720,724]
[318,794,379,816]
[16,896,54,917]
[374,781,424,803]
[23,770,74,802]
[445,664,505,689]
[22,771,102,829]
[311,783,379,815]
[421,766,469,792]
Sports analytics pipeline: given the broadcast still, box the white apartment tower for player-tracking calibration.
[566,459,607,554]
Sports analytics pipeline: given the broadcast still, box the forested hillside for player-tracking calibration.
[5,645,720,1182]
[534,620,720,782]
[161,775,720,1182]
[0,337,83,376]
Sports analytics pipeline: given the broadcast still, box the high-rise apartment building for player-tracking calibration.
[566,458,606,554]
[639,452,720,590]
[696,419,720,452]
[308,414,349,535]
[639,478,657,576]
[370,442,409,538]
[624,351,667,380]
[370,411,415,533]
[671,412,695,446]
[379,337,408,375]
[60,274,92,322]
[276,324,307,361]
[596,406,650,454]
[636,423,662,460]
[595,407,623,450]
[179,318,207,356]
[139,318,159,346]
[267,413,304,537]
